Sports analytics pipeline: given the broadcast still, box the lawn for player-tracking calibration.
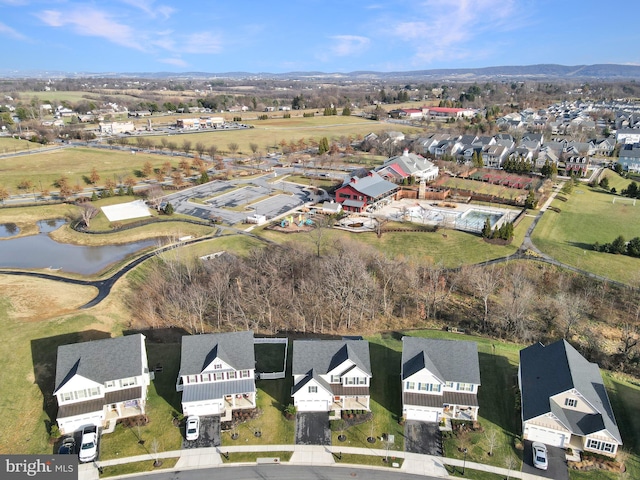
[99,458,178,478]
[255,342,287,373]
[255,218,526,267]
[147,116,420,156]
[221,451,292,463]
[333,453,404,468]
[0,147,179,192]
[283,174,342,189]
[0,136,35,153]
[441,177,528,199]
[531,183,640,284]
[0,203,78,237]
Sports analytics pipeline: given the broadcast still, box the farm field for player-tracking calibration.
[532,183,640,284]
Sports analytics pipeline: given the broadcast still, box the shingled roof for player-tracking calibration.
[519,340,622,443]
[401,337,480,385]
[179,331,255,377]
[54,334,146,393]
[292,340,371,377]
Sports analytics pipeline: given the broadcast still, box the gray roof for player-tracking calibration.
[380,152,436,176]
[291,368,332,395]
[519,340,621,443]
[179,331,255,377]
[292,340,372,377]
[54,334,146,393]
[343,172,398,199]
[401,337,480,385]
[619,144,640,159]
[182,378,255,403]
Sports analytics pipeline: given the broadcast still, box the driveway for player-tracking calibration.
[295,412,331,445]
[522,440,569,480]
[404,420,442,455]
[182,415,220,449]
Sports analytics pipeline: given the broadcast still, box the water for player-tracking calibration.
[0,220,157,274]
[0,223,20,238]
[458,209,504,231]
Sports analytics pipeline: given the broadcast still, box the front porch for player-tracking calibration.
[442,404,478,421]
[331,395,369,413]
[221,393,256,421]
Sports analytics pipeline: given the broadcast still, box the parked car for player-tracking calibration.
[185,416,200,441]
[532,442,548,470]
[79,426,98,463]
[58,436,76,455]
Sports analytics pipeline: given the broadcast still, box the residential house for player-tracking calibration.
[596,138,615,157]
[335,171,399,213]
[482,144,509,169]
[535,147,560,170]
[401,337,481,423]
[616,127,640,144]
[291,339,371,413]
[376,149,439,182]
[565,156,590,177]
[428,107,475,118]
[618,143,640,172]
[54,334,151,435]
[519,340,622,457]
[177,331,256,419]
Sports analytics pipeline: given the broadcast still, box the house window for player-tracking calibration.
[565,398,578,408]
[88,387,100,397]
[330,375,341,383]
[186,375,198,384]
[104,381,116,389]
[358,377,367,385]
[457,383,474,392]
[345,377,355,385]
[121,377,137,388]
[214,364,222,369]
[61,392,73,402]
[308,386,317,393]
[227,371,237,380]
[240,370,250,378]
[406,382,415,390]
[213,372,224,381]
[445,382,454,389]
[201,373,211,382]
[418,383,440,392]
[587,439,615,453]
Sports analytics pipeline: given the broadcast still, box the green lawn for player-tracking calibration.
[99,457,179,477]
[333,453,404,468]
[221,451,292,463]
[532,183,640,283]
[0,136,35,153]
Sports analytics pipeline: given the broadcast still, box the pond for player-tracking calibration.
[0,219,157,275]
[0,223,20,238]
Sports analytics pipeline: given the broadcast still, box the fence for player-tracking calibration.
[254,337,288,380]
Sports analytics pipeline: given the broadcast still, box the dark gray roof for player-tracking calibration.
[401,337,480,385]
[57,387,142,418]
[519,340,621,443]
[403,391,479,408]
[54,334,146,393]
[292,340,372,377]
[619,144,640,159]
[343,172,398,198]
[179,331,255,377]
[291,368,332,395]
[182,378,255,403]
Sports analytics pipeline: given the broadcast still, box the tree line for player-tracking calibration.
[129,239,640,375]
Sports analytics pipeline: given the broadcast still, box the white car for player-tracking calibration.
[185,416,200,441]
[532,442,548,470]
[78,427,98,463]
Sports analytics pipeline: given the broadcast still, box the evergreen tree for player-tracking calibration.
[525,190,537,209]
[318,137,330,155]
[163,202,174,215]
[481,218,492,238]
[342,106,351,116]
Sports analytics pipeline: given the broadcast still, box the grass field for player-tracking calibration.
[146,116,420,156]
[531,183,640,284]
[441,177,528,199]
[0,136,36,153]
[99,458,178,478]
[0,147,178,192]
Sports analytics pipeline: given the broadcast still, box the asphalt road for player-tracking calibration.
[131,465,438,480]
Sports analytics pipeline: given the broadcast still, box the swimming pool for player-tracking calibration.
[457,209,504,232]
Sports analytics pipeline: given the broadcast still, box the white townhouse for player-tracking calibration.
[291,339,372,413]
[177,331,256,420]
[401,337,481,423]
[54,334,151,435]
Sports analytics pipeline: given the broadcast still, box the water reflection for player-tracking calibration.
[0,223,20,238]
[0,220,157,274]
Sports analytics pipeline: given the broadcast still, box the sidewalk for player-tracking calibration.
[87,444,551,480]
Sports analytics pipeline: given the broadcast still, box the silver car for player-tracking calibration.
[532,442,548,470]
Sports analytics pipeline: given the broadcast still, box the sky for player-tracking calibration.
[1,0,639,74]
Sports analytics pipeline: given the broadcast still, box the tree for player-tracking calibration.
[141,161,154,180]
[0,185,9,204]
[163,202,174,215]
[249,142,259,155]
[485,429,499,456]
[481,218,492,238]
[181,140,192,155]
[80,203,99,228]
[469,265,502,330]
[207,144,218,161]
[195,142,206,157]
[89,167,100,186]
[599,176,610,190]
[525,190,537,209]
[342,106,351,116]
[179,158,191,175]
[318,137,330,155]
[228,142,239,155]
[199,171,210,184]
[166,141,177,155]
[611,235,627,255]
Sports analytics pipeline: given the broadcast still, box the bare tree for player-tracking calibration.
[207,144,218,161]
[181,140,192,155]
[485,429,499,456]
[469,264,502,330]
[554,292,588,338]
[80,203,99,228]
[195,142,206,157]
[228,142,239,156]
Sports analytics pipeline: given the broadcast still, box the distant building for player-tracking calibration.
[99,121,135,135]
[428,107,475,118]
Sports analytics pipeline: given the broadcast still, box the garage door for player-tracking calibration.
[184,402,220,416]
[59,413,104,434]
[296,400,329,412]
[526,426,566,447]
[406,408,439,422]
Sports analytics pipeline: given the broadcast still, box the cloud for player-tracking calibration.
[159,57,188,67]
[0,21,27,40]
[182,32,223,54]
[118,0,175,19]
[329,35,371,56]
[388,0,521,64]
[37,7,145,51]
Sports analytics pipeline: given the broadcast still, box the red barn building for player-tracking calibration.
[335,171,399,213]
